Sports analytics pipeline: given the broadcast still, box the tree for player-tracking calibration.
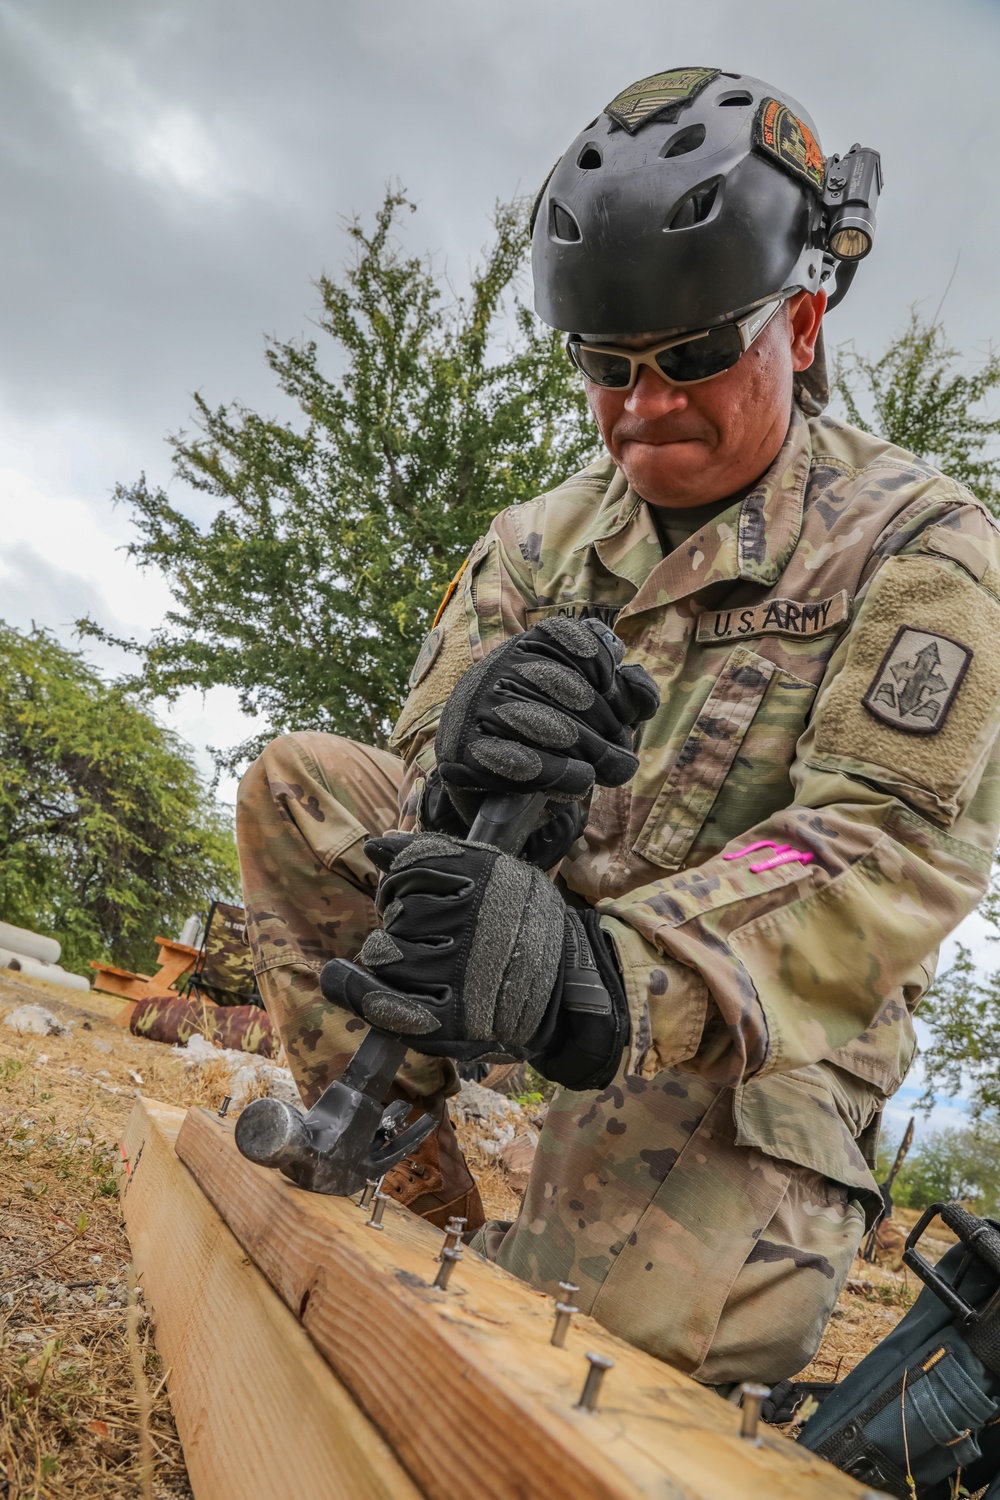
[875,1118,1000,1216]
[82,189,598,774]
[918,877,1000,1119]
[834,311,1000,514]
[0,623,240,977]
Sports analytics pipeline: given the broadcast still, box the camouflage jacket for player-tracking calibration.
[391,408,1000,1202]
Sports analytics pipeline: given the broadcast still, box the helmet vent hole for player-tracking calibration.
[577,146,603,170]
[660,123,706,159]
[717,90,753,107]
[665,178,721,232]
[550,202,582,243]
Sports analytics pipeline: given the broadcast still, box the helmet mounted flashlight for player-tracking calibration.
[824,143,883,262]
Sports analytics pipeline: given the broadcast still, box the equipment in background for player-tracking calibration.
[183,900,261,1010]
[800,1202,1000,1498]
[0,918,90,992]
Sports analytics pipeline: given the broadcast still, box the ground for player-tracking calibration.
[0,969,949,1497]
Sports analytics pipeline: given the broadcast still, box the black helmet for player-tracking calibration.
[531,67,880,340]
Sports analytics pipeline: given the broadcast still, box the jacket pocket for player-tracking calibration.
[632,646,775,871]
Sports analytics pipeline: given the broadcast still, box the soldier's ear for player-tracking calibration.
[790,289,826,372]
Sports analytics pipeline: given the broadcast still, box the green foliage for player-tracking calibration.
[0,622,239,975]
[834,311,1000,513]
[83,189,598,773]
[875,1118,1000,1216]
[917,875,1000,1119]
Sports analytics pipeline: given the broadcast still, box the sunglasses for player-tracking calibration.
[566,296,791,390]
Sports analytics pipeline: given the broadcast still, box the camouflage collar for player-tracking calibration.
[578,408,811,606]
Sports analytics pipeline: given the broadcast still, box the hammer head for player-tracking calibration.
[234,1018,435,1196]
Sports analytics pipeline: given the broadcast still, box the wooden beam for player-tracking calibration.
[120,1099,422,1500]
[176,1104,873,1500]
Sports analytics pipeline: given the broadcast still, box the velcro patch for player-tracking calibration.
[863,627,972,735]
[753,97,825,194]
[605,68,719,134]
[697,591,849,644]
[407,626,444,690]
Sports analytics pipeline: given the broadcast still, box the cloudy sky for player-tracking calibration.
[1,0,997,1127]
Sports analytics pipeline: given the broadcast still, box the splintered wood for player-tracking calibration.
[121,1099,874,1500]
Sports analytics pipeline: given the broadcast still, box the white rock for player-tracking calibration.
[176,1034,303,1110]
[453,1078,523,1127]
[2,1005,70,1037]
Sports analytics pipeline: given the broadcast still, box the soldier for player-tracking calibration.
[237,68,1000,1384]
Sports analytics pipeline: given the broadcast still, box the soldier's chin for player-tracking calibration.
[618,440,709,505]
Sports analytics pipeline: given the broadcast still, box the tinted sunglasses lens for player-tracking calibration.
[568,343,634,388]
[656,324,744,383]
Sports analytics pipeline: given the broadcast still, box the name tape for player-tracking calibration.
[697,590,850,645]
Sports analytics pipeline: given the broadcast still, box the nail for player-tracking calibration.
[436,1215,468,1261]
[739,1383,771,1442]
[576,1352,613,1411]
[433,1246,462,1290]
[551,1282,580,1348]
[366,1192,389,1231]
[218,1096,233,1118]
[359,1177,382,1211]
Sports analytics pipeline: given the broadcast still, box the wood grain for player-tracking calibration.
[176,1103,874,1500]
[120,1099,422,1500]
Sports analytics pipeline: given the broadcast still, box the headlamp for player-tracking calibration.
[824,143,883,262]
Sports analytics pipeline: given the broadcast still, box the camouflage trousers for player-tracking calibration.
[237,732,863,1384]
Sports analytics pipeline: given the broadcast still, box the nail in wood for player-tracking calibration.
[366,1192,389,1231]
[359,1177,382,1212]
[433,1246,462,1290]
[218,1096,233,1118]
[436,1215,467,1262]
[739,1383,771,1442]
[551,1281,580,1348]
[576,1352,613,1411]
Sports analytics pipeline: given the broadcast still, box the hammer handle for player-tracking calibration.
[467,790,550,856]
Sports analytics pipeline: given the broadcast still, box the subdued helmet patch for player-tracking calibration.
[753,97,825,194]
[408,625,444,689]
[863,627,972,735]
[605,67,720,135]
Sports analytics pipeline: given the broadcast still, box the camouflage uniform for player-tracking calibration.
[238,407,1000,1383]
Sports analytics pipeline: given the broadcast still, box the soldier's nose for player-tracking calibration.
[624,366,690,416]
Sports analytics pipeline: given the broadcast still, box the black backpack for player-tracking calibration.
[799,1203,1000,1498]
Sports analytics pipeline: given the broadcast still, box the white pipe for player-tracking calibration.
[0,946,90,992]
[0,921,60,965]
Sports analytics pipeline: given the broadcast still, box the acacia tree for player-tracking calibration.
[0,623,239,976]
[82,190,597,772]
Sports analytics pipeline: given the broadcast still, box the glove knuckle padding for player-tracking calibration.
[469,736,544,782]
[514,658,596,711]
[536,614,602,659]
[494,700,579,749]
[362,990,440,1035]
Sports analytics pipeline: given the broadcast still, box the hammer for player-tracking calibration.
[234,789,550,1196]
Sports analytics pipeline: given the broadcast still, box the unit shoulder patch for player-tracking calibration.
[753,97,825,194]
[862,627,972,735]
[407,626,444,690]
[605,68,720,134]
[696,591,850,644]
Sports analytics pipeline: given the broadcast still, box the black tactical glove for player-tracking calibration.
[320,831,629,1092]
[434,617,659,823]
[422,766,586,870]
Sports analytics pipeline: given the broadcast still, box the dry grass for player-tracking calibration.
[0,970,238,1499]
